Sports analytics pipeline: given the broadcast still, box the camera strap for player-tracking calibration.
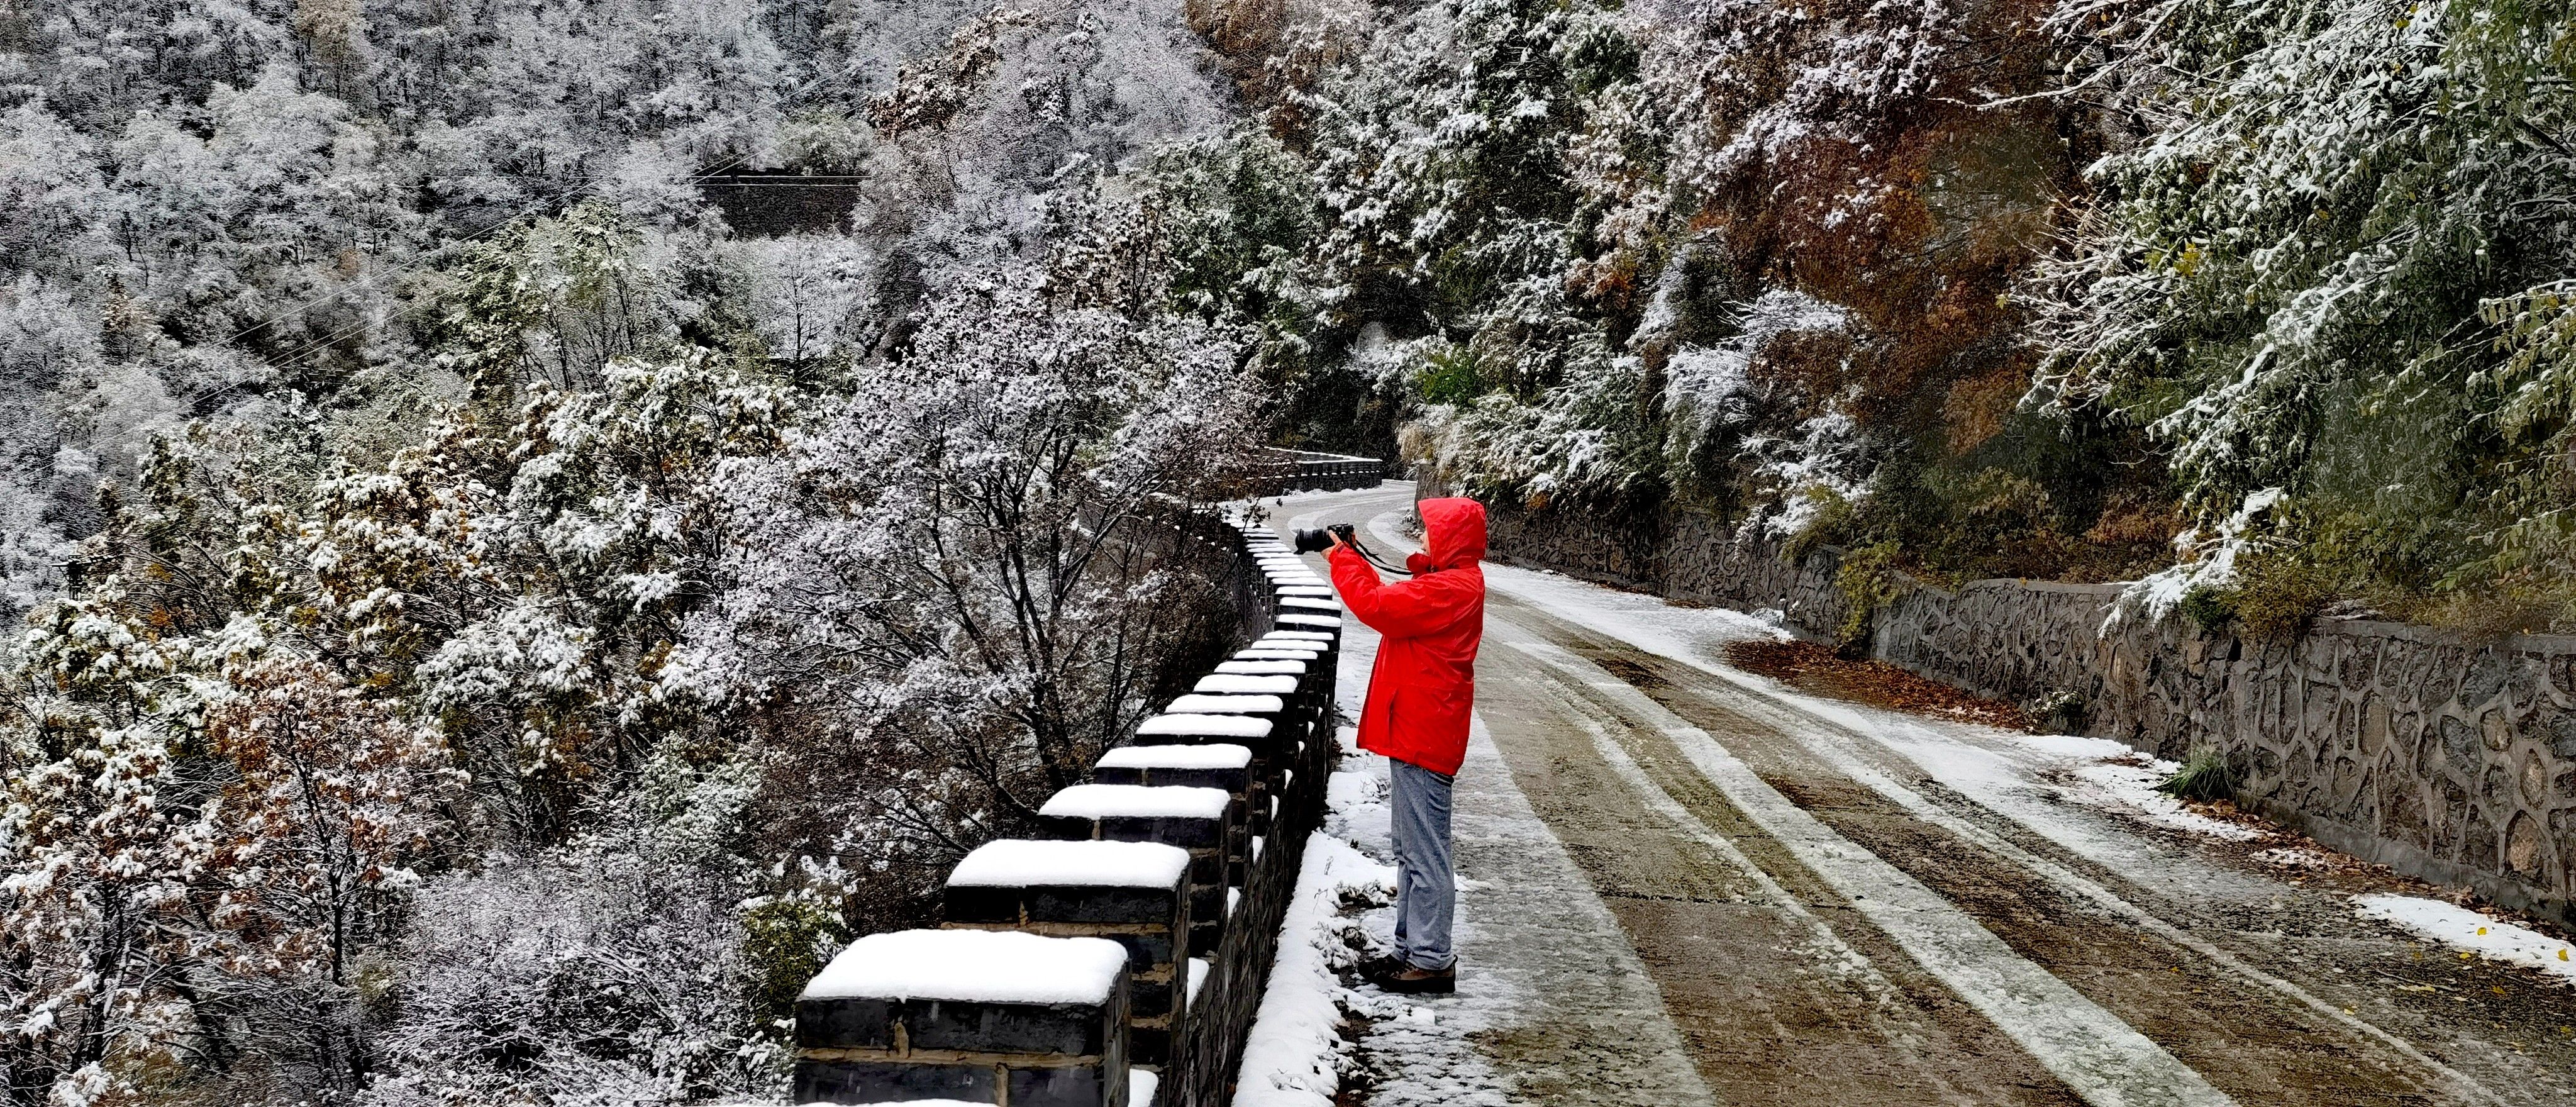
[1344,536,1414,577]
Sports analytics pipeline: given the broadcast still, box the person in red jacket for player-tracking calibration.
[1327,496,1486,995]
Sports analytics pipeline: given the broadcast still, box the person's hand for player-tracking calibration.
[1331,531,1358,554]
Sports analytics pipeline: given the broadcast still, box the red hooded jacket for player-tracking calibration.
[1328,498,1487,776]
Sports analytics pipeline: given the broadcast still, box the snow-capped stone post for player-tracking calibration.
[1152,696,1287,845]
[792,929,1133,1107]
[1138,715,1275,890]
[1040,784,1241,961]
[1094,742,1256,793]
[1188,670,1306,741]
[1248,625,1340,839]
[944,840,1195,1073]
[1096,745,1259,887]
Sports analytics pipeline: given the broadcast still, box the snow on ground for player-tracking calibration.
[2062,758,2269,842]
[1233,823,1397,1107]
[1377,492,2275,854]
[2355,895,2576,986]
[1231,490,1715,1107]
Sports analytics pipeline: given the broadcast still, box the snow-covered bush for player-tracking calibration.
[359,757,777,1107]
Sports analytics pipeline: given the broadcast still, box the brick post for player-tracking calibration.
[1039,784,1239,960]
[793,929,1131,1106]
[944,840,1192,1073]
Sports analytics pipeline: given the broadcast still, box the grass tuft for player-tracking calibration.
[2158,744,2238,804]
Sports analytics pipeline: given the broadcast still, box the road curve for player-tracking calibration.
[1259,482,2576,1107]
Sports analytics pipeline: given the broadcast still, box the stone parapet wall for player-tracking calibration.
[1248,450,1384,496]
[1418,468,2576,925]
[789,511,1357,1106]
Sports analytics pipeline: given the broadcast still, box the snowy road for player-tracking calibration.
[1248,482,2576,1107]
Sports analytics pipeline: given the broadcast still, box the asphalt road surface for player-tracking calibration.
[1262,482,2576,1107]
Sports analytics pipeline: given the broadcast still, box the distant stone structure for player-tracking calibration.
[1421,469,2576,926]
[1246,448,1382,496]
[697,172,865,236]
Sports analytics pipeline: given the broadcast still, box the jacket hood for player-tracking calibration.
[1418,497,1487,569]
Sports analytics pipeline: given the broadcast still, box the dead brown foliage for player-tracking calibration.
[1724,637,2031,730]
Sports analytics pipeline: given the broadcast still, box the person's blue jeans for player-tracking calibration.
[1389,757,1457,971]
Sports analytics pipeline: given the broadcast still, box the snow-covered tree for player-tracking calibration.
[682,274,1256,869]
[2030,0,2576,616]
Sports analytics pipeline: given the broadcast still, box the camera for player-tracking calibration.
[1291,523,1357,554]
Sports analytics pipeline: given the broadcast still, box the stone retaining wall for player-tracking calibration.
[789,514,1352,1106]
[1419,469,2576,926]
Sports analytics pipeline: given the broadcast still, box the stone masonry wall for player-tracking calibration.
[1419,469,2576,925]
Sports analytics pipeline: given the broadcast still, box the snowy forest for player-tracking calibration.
[4,0,2575,1103]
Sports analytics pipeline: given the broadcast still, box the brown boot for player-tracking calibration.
[1364,960,1456,994]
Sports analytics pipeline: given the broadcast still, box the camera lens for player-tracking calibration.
[1291,527,1334,554]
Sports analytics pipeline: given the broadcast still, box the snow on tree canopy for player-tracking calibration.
[1216,659,1307,676]
[1040,784,1234,821]
[801,929,1128,1004]
[1191,674,1301,696]
[1097,743,1255,770]
[1139,712,1274,738]
[948,840,1192,889]
[1167,694,1286,715]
